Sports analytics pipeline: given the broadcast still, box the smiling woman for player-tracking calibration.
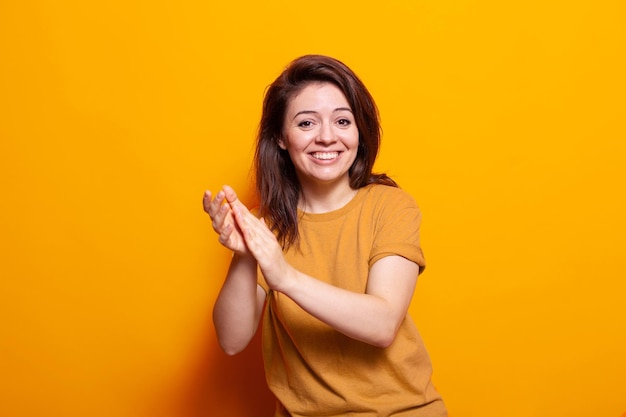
[203,55,447,417]
[2,1,625,416]
[279,82,360,208]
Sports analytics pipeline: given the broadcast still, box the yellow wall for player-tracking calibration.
[1,1,624,416]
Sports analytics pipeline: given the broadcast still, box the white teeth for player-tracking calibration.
[311,152,338,160]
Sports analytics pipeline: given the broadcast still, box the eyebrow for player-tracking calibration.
[292,107,353,120]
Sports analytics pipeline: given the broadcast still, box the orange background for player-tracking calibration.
[1,1,625,416]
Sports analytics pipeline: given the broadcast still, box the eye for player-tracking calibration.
[337,118,352,127]
[297,120,314,128]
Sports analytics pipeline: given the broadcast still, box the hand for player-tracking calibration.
[203,186,249,256]
[226,187,291,291]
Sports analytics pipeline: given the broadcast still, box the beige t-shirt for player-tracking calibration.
[259,184,446,417]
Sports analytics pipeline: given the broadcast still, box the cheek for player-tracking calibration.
[346,131,360,149]
[287,132,315,152]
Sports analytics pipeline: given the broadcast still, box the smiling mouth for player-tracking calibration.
[311,152,339,160]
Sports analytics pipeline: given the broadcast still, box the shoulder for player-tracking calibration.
[360,184,420,210]
[361,184,426,270]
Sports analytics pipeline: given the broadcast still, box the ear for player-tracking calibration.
[277,136,287,150]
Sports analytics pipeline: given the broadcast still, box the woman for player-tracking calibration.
[204,55,447,417]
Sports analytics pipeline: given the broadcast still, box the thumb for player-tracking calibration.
[222,185,250,215]
[221,185,240,204]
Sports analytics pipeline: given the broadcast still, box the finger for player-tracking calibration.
[234,209,277,251]
[231,203,251,232]
[231,205,249,233]
[202,190,212,214]
[241,213,274,240]
[256,217,277,239]
[206,190,227,218]
[203,190,220,216]
[211,203,231,232]
[218,223,234,245]
[221,185,239,204]
[222,185,252,216]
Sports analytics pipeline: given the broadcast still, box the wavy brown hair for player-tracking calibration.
[254,54,397,249]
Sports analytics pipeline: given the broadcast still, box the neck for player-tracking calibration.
[298,178,358,214]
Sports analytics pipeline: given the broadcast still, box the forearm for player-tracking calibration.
[279,267,407,348]
[212,253,264,355]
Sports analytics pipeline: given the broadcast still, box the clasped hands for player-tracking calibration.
[203,185,290,291]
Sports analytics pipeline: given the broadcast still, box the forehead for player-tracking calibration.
[286,82,351,112]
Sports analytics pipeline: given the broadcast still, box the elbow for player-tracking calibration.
[213,310,259,356]
[215,330,253,356]
[220,342,246,356]
[216,330,252,356]
[370,326,400,349]
[370,313,407,348]
[213,325,251,356]
[372,334,395,349]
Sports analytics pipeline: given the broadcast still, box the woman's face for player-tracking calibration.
[280,82,359,189]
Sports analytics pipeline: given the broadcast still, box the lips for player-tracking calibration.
[310,151,339,160]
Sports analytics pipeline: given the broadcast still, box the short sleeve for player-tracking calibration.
[369,189,426,274]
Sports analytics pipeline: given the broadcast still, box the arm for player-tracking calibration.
[212,254,267,355]
[279,255,419,348]
[203,188,266,355]
[227,188,419,348]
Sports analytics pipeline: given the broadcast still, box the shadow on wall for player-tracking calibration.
[177,187,272,416]
[182,324,275,417]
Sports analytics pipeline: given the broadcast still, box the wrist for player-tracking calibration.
[273,264,297,295]
[231,252,258,271]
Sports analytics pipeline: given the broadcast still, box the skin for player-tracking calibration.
[204,82,420,354]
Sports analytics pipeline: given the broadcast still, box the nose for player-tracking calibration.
[316,122,336,144]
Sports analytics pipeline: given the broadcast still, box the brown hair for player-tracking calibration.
[254,54,397,249]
